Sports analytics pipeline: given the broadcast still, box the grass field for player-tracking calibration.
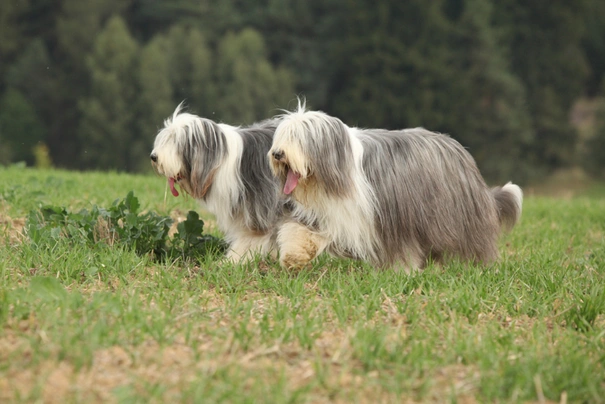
[1,165,604,403]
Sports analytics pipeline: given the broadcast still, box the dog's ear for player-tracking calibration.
[308,116,355,197]
[193,172,218,199]
[186,120,227,199]
[190,158,218,199]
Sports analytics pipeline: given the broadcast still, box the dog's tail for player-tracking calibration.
[491,182,523,231]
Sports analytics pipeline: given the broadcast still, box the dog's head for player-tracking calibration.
[268,102,355,201]
[151,104,227,199]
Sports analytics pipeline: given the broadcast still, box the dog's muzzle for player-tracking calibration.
[150,152,158,163]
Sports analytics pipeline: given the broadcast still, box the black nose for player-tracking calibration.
[272,150,284,161]
[150,153,157,162]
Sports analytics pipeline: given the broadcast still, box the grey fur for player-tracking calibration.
[185,119,228,198]
[358,128,504,267]
[237,120,285,232]
[300,115,354,197]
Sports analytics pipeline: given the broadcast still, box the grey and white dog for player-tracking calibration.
[150,104,285,260]
[268,101,523,271]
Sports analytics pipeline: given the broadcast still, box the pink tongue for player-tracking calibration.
[283,170,300,195]
[169,178,179,197]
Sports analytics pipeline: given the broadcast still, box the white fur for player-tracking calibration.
[289,129,378,262]
[502,182,523,215]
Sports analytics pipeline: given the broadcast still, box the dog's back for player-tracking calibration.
[357,127,520,267]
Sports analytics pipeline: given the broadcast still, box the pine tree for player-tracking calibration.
[5,39,56,132]
[328,0,457,130]
[215,28,295,124]
[40,0,130,168]
[493,0,590,171]
[0,0,29,85]
[582,81,605,178]
[321,0,541,182]
[582,0,605,94]
[78,15,139,171]
[136,35,174,171]
[446,0,535,182]
[56,0,128,71]
[245,0,346,108]
[0,88,46,165]
[164,25,214,116]
[127,0,209,41]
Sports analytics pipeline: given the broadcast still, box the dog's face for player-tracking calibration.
[150,125,190,198]
[151,109,227,199]
[268,120,308,197]
[269,110,355,201]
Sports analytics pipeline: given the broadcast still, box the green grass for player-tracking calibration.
[1,165,605,403]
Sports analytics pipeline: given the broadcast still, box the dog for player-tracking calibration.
[268,101,523,271]
[150,103,286,260]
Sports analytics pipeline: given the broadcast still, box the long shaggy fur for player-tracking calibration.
[269,101,523,270]
[151,103,286,259]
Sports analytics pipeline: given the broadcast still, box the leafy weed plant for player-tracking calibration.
[25,191,225,261]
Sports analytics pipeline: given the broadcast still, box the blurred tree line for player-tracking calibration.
[0,0,604,183]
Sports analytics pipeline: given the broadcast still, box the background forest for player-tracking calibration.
[1,0,605,184]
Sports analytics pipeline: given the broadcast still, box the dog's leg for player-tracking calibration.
[277,222,329,270]
[392,257,423,274]
[225,231,276,263]
[390,244,426,274]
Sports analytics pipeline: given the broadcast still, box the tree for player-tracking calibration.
[445,0,535,182]
[164,25,214,116]
[5,39,56,134]
[48,0,130,168]
[56,0,129,71]
[136,34,174,171]
[493,0,590,171]
[582,0,605,95]
[583,103,605,179]
[582,81,605,178]
[215,28,295,124]
[78,15,139,171]
[238,0,346,109]
[328,0,458,130]
[1,0,598,177]
[126,0,209,42]
[0,88,46,165]
[0,0,30,87]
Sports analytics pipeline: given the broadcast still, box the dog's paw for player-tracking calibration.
[279,248,316,270]
[277,222,327,270]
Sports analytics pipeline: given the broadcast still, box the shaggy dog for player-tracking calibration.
[268,102,523,271]
[151,104,286,260]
